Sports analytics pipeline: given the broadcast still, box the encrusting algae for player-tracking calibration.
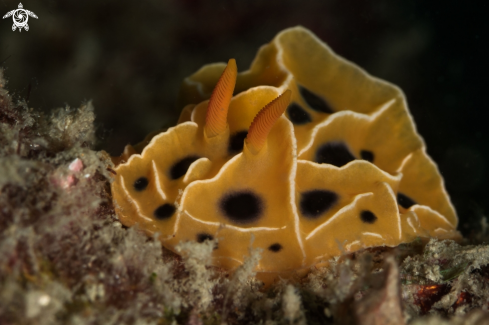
[110,26,460,284]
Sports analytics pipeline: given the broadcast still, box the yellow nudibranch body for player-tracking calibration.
[111,26,460,281]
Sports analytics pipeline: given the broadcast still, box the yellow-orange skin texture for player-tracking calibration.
[111,27,459,280]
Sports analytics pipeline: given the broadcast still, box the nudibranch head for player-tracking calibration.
[111,26,459,282]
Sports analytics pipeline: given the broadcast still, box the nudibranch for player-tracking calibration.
[111,26,460,281]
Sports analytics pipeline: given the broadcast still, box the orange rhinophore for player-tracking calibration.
[245,90,291,154]
[205,58,237,138]
[111,27,460,284]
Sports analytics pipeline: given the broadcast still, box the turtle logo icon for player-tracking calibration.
[3,3,38,32]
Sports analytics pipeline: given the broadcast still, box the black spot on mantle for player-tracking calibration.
[169,155,200,180]
[300,190,338,219]
[133,177,148,191]
[196,233,214,243]
[315,142,356,167]
[228,130,248,154]
[220,190,264,224]
[287,102,312,125]
[360,150,374,163]
[154,203,176,220]
[360,210,377,224]
[268,243,283,252]
[397,193,417,209]
[299,85,334,114]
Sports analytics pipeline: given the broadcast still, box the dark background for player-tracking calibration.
[0,0,487,236]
